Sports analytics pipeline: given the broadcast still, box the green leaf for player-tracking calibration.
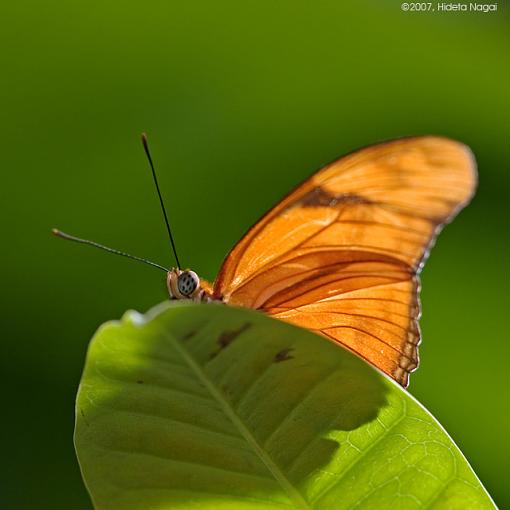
[75,302,494,510]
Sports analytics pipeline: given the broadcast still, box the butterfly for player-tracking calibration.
[54,135,476,387]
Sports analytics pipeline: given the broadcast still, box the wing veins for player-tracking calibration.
[263,273,409,310]
[318,326,414,363]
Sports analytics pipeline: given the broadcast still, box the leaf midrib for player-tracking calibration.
[165,329,311,510]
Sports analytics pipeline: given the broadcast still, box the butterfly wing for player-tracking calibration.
[213,137,476,386]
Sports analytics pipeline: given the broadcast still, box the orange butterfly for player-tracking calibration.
[54,136,476,387]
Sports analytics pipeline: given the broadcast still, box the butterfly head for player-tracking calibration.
[167,268,201,300]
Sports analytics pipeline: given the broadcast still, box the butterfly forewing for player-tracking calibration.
[213,137,476,387]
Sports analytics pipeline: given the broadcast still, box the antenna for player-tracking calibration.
[52,229,169,272]
[141,133,181,269]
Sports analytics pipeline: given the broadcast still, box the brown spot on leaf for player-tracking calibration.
[274,348,294,362]
[217,323,251,348]
[181,330,197,341]
[136,380,144,384]
[80,409,89,427]
[209,323,251,359]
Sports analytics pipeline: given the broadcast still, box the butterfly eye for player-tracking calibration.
[177,271,199,297]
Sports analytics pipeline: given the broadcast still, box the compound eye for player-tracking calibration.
[177,271,199,297]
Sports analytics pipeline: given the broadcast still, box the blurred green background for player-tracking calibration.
[2,1,508,508]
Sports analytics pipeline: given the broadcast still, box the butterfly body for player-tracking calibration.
[167,136,476,388]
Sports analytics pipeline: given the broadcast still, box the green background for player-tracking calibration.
[2,1,508,508]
